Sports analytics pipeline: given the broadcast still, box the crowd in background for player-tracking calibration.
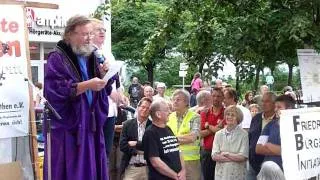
[41,15,298,180]
[108,71,297,180]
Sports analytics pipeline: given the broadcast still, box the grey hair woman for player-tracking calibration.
[211,105,249,180]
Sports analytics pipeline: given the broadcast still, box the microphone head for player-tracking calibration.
[94,49,103,58]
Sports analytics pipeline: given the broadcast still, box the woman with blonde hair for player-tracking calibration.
[212,105,249,180]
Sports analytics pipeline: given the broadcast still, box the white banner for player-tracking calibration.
[0,5,30,138]
[297,49,320,103]
[280,108,320,180]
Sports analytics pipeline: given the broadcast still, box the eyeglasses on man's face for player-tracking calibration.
[95,28,106,33]
[74,31,95,38]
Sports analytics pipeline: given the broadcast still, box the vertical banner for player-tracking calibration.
[280,108,320,180]
[0,5,30,138]
[297,49,320,103]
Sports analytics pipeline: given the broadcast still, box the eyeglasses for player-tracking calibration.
[95,28,106,33]
[74,31,95,38]
[172,98,184,102]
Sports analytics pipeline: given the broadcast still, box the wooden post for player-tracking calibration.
[23,7,40,180]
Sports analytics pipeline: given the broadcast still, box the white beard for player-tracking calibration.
[71,44,94,57]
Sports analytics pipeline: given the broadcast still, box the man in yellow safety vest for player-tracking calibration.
[167,89,201,180]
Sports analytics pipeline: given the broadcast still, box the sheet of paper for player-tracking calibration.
[257,135,269,145]
[103,61,124,82]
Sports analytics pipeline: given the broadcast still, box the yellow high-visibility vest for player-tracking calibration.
[167,110,200,161]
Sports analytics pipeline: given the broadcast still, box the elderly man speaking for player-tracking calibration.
[44,15,112,180]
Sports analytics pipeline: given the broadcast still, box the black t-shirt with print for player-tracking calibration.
[128,83,142,100]
[142,124,182,180]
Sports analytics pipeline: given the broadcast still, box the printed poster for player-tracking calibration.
[0,5,30,138]
[297,49,320,103]
[280,108,320,180]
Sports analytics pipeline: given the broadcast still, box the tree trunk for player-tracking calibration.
[199,62,205,75]
[146,63,154,86]
[254,66,261,92]
[288,63,293,86]
[270,68,274,76]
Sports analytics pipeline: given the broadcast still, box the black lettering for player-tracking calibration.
[301,121,307,131]
[0,103,12,110]
[293,115,300,132]
[298,154,300,170]
[308,138,313,149]
[295,134,303,150]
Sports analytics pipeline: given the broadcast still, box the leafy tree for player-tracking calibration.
[95,0,320,92]
[143,0,320,92]
[110,0,166,85]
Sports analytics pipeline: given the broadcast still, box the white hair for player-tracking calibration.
[196,90,211,106]
[257,161,285,180]
[172,89,190,106]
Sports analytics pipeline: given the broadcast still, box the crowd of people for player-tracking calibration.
[42,15,298,180]
[120,75,295,180]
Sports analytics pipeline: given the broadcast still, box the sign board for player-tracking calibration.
[280,107,320,180]
[179,70,187,77]
[26,7,67,42]
[297,49,320,103]
[179,63,189,71]
[0,5,30,138]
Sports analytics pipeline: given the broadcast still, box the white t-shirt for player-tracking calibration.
[108,82,118,117]
[237,105,252,129]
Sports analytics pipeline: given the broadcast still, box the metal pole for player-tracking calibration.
[44,109,51,180]
[182,76,185,89]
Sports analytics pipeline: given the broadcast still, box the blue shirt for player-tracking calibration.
[261,119,282,169]
[77,55,93,106]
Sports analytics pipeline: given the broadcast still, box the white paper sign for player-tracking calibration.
[180,63,189,71]
[0,5,30,138]
[257,135,269,145]
[103,61,124,82]
[297,49,320,103]
[179,71,187,77]
[280,108,320,180]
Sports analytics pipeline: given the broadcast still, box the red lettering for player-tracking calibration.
[0,40,21,57]
[0,18,8,32]
[9,22,18,33]
[0,18,19,33]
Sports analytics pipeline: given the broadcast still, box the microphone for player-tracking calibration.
[94,49,105,64]
[25,78,62,120]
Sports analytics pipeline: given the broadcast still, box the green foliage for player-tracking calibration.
[92,2,110,20]
[273,67,301,91]
[142,0,320,91]
[126,55,185,88]
[154,56,182,87]
[94,0,319,92]
[111,1,165,64]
